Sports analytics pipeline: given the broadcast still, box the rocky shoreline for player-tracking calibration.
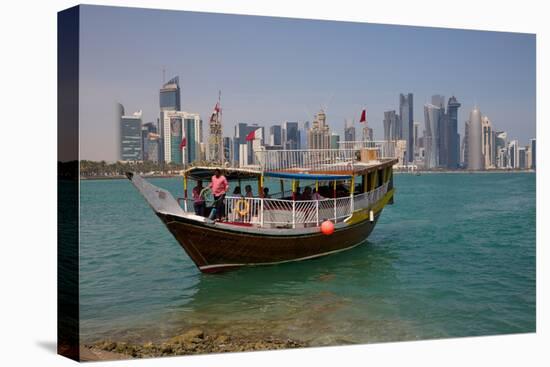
[83,328,307,360]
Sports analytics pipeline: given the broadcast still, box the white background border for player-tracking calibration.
[0,0,546,366]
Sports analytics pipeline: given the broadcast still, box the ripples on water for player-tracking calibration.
[78,173,536,345]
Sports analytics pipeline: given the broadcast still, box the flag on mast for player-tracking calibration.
[360,109,367,123]
[179,137,187,150]
[245,128,262,142]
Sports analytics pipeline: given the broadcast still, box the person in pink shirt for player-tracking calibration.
[208,169,228,220]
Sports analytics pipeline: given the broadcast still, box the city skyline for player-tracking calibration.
[79,5,535,161]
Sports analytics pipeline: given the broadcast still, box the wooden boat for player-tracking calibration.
[127,146,397,273]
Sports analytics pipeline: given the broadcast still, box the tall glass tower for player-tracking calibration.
[399,93,414,163]
[446,96,461,169]
[159,76,181,163]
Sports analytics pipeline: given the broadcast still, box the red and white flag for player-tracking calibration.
[360,109,367,123]
[246,128,262,142]
[179,137,187,150]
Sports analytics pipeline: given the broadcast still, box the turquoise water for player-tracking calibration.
[79,173,536,345]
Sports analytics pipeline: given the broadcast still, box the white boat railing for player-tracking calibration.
[222,182,389,228]
[338,140,398,159]
[255,149,358,173]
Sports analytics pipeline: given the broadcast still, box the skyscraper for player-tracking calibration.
[269,124,282,146]
[423,103,442,169]
[159,76,181,163]
[330,133,340,149]
[234,123,262,164]
[530,138,536,169]
[518,147,526,169]
[413,122,420,159]
[383,110,399,141]
[141,122,157,161]
[120,109,143,161]
[344,120,356,142]
[283,121,301,150]
[446,96,461,169]
[399,93,414,163]
[495,131,507,168]
[481,116,494,169]
[162,111,201,165]
[307,111,330,150]
[508,140,519,168]
[466,106,483,170]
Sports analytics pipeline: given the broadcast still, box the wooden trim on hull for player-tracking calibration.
[157,210,382,273]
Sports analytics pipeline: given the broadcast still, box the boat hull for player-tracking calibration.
[157,210,382,273]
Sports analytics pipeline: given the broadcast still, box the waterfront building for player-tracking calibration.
[423,103,442,169]
[383,110,399,141]
[508,140,518,169]
[234,122,262,164]
[283,121,301,150]
[162,111,202,165]
[495,131,508,168]
[330,133,340,149]
[146,133,160,163]
[446,96,461,169]
[400,93,414,163]
[223,137,233,165]
[465,106,483,170]
[141,122,157,161]
[481,116,495,169]
[530,138,536,169]
[269,124,282,146]
[413,122,420,159]
[300,121,309,149]
[518,147,526,169]
[362,126,374,141]
[307,111,330,150]
[344,120,356,142]
[120,109,143,161]
[159,76,181,163]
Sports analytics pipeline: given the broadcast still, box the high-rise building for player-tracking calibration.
[344,120,356,142]
[300,121,309,149]
[283,121,301,150]
[518,147,526,169]
[508,140,518,169]
[446,96,461,169]
[423,103,442,169]
[330,133,340,149]
[120,109,143,161]
[269,124,282,146]
[183,113,202,164]
[413,122,420,159]
[383,110,399,141]
[399,93,414,163]
[481,116,494,169]
[530,138,536,169]
[465,107,483,170]
[162,111,201,165]
[495,131,508,168]
[307,111,330,150]
[146,133,160,163]
[223,137,233,164]
[234,123,262,164]
[159,76,181,163]
[362,125,373,141]
[141,122,157,161]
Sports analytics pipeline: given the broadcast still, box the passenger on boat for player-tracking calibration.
[301,186,313,200]
[245,185,254,198]
[208,169,228,220]
[312,188,325,201]
[233,186,243,197]
[192,180,206,216]
[263,187,270,198]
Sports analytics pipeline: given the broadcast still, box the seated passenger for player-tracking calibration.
[312,188,325,200]
[301,186,312,200]
[233,186,243,197]
[245,184,254,198]
[263,187,270,198]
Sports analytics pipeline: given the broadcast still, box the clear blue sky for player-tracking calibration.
[79,5,536,161]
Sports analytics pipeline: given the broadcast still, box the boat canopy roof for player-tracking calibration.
[264,171,352,180]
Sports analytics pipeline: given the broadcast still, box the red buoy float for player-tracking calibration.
[321,220,334,235]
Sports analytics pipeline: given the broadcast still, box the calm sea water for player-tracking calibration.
[79,173,536,345]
